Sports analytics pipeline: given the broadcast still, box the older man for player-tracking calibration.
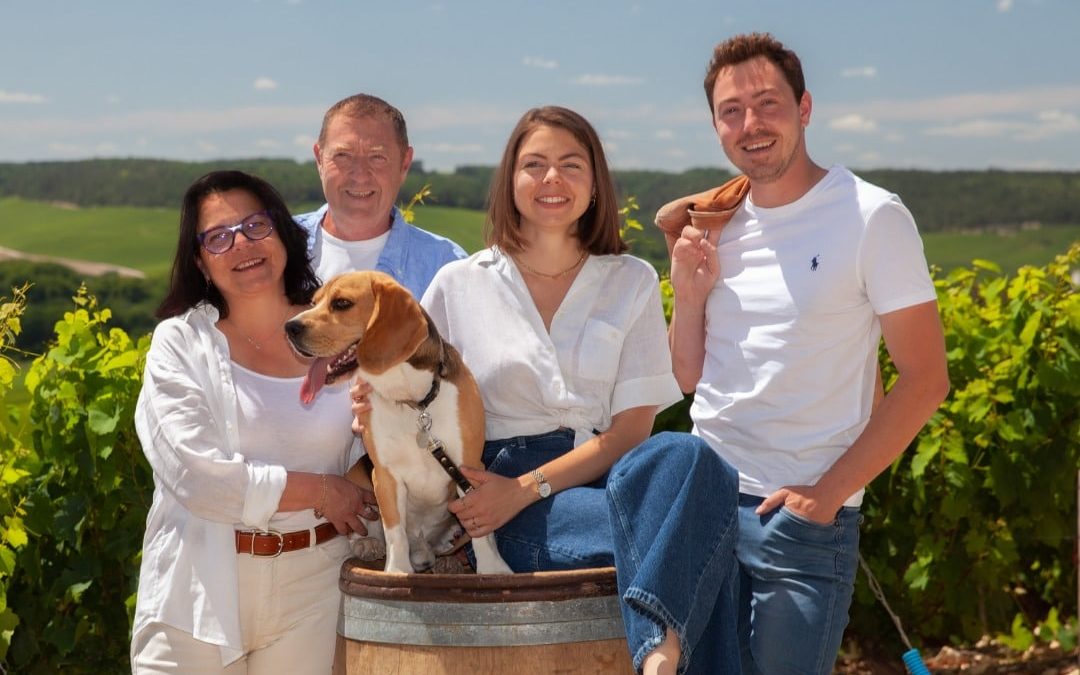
[296,94,465,297]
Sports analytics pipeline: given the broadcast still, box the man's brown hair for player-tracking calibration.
[704,33,806,113]
[318,93,409,151]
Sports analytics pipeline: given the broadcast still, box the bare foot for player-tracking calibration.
[642,628,680,675]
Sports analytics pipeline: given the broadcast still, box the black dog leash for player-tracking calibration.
[415,409,474,495]
[403,340,474,495]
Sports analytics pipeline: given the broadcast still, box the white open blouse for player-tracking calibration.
[421,247,682,448]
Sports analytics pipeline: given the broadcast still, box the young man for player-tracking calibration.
[667,33,949,674]
[295,93,465,297]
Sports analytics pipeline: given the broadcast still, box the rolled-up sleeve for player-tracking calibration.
[135,319,287,530]
[610,271,683,416]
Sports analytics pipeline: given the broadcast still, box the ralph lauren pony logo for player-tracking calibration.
[810,254,821,272]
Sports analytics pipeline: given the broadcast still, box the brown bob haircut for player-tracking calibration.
[485,106,627,256]
[318,93,409,152]
[703,33,806,113]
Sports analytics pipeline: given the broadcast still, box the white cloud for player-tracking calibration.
[1023,109,1080,139]
[0,105,325,137]
[818,84,1080,123]
[44,141,118,156]
[655,129,675,140]
[293,133,316,148]
[925,119,1021,137]
[572,74,644,86]
[197,140,218,154]
[255,138,281,149]
[926,110,1080,140]
[829,114,878,133]
[46,142,84,154]
[997,0,1013,12]
[841,66,877,79]
[0,90,46,104]
[254,77,279,91]
[604,129,633,140]
[417,142,484,154]
[523,56,558,70]
[409,103,520,130]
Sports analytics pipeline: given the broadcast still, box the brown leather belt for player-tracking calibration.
[235,522,339,557]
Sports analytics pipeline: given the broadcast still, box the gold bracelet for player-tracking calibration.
[313,474,328,519]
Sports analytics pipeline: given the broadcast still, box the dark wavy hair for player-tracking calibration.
[485,106,626,256]
[155,170,319,319]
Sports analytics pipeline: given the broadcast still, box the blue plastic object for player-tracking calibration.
[902,648,931,675]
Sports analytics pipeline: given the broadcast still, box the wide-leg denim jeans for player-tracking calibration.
[482,429,741,674]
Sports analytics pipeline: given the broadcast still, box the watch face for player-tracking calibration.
[538,482,551,498]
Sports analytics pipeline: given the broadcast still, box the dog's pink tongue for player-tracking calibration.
[300,357,331,404]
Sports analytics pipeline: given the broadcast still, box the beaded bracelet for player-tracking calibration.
[312,474,328,519]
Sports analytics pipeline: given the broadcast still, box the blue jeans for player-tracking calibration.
[735,494,862,675]
[482,430,740,674]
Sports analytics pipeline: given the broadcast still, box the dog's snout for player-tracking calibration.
[284,319,304,339]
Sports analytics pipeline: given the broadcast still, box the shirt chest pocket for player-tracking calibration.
[577,318,625,383]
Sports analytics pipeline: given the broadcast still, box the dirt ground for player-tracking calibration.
[0,245,144,278]
[835,643,1079,674]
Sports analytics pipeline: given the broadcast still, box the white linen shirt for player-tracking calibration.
[421,248,682,447]
[131,303,355,665]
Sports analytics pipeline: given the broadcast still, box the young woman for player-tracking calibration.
[131,171,377,674]
[419,108,741,675]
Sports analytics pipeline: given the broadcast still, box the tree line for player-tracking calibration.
[2,158,1078,233]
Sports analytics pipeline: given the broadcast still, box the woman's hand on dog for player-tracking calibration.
[349,380,374,436]
[324,476,380,536]
[448,466,533,538]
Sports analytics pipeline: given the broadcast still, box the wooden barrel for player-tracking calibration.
[334,560,633,674]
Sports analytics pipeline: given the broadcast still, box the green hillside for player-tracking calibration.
[0,198,177,277]
[922,224,1080,274]
[0,198,487,275]
[410,204,486,253]
[1,197,1076,278]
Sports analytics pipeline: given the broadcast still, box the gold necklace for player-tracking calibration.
[227,315,287,351]
[514,250,588,279]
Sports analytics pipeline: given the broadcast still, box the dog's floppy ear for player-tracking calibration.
[357,274,429,374]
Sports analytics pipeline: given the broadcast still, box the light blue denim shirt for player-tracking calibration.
[294,204,466,299]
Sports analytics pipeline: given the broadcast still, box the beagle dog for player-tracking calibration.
[284,270,511,575]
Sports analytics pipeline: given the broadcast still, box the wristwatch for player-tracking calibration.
[531,469,551,499]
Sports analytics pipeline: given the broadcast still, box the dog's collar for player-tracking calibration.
[403,339,446,412]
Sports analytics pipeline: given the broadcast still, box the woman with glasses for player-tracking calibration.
[131,170,377,673]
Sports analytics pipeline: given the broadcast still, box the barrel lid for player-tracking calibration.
[340,559,619,603]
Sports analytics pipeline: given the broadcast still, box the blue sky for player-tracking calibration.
[2,0,1078,173]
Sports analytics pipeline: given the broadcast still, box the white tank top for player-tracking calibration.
[231,361,356,532]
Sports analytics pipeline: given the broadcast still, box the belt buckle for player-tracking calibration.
[250,529,285,558]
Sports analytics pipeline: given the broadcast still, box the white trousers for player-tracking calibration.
[132,537,349,674]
